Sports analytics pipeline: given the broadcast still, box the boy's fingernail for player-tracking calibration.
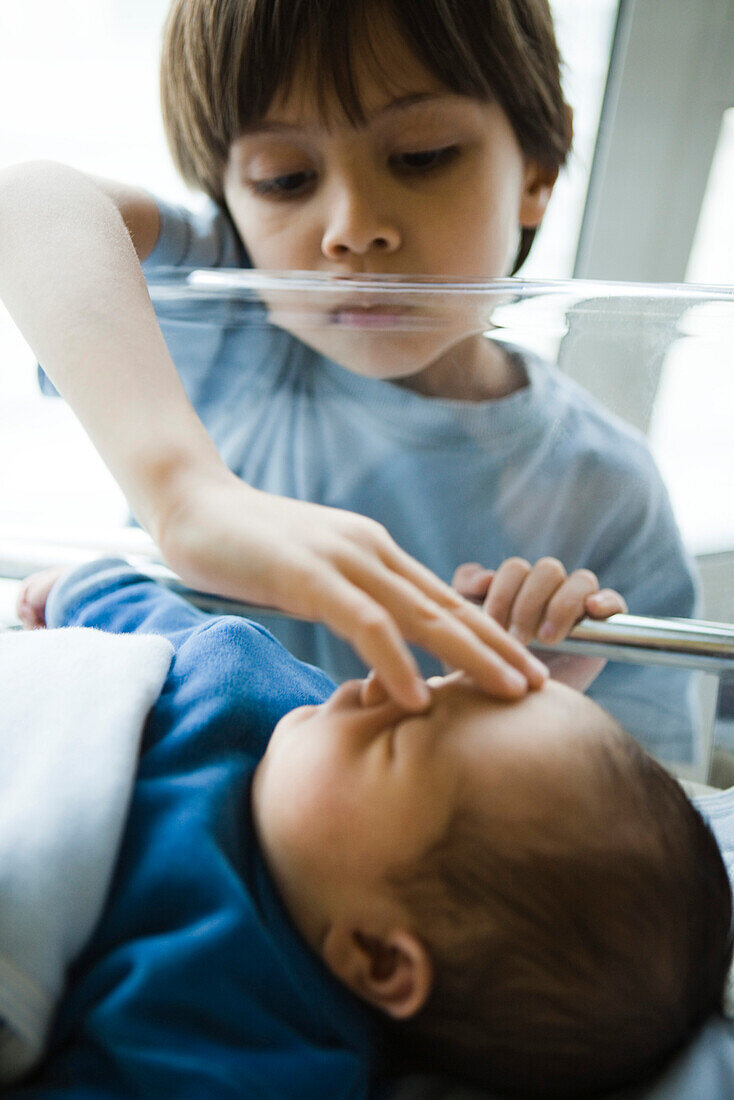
[505,668,528,691]
[410,680,432,708]
[537,622,555,643]
[592,596,617,615]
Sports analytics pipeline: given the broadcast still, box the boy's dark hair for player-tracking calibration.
[160,0,573,273]
[385,730,733,1098]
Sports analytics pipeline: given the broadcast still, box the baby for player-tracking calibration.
[13,559,733,1100]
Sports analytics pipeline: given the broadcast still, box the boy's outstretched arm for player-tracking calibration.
[453,558,628,692]
[0,162,546,708]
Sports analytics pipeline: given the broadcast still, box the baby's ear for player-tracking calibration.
[323,925,432,1019]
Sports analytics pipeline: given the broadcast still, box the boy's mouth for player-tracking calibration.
[328,302,416,329]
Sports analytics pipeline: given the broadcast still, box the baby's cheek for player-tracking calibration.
[275,758,350,861]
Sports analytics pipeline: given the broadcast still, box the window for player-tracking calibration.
[649,108,734,556]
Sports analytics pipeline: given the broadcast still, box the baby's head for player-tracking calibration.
[252,672,733,1098]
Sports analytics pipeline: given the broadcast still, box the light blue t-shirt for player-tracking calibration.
[40,197,700,760]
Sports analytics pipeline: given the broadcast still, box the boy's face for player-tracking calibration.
[222,12,556,386]
[252,672,615,959]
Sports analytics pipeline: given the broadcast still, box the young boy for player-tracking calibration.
[8,559,732,1099]
[0,0,697,756]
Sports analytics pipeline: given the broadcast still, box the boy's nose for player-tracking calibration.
[321,187,401,259]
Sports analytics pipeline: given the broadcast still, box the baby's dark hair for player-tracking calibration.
[384,726,733,1098]
[160,0,572,273]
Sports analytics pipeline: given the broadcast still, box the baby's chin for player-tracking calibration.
[265,703,319,756]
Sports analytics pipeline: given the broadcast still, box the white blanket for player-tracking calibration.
[0,627,173,1082]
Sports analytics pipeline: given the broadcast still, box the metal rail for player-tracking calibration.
[2,530,734,672]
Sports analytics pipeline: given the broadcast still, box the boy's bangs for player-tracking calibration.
[235,0,465,133]
[231,0,565,158]
[162,0,572,267]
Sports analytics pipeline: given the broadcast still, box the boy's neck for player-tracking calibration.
[396,335,526,402]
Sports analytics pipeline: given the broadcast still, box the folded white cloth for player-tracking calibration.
[0,627,173,1082]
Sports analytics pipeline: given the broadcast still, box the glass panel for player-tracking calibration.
[2,272,733,778]
[687,108,734,287]
[648,109,734,622]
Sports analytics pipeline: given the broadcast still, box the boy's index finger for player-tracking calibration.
[355,588,536,702]
[440,618,550,698]
[377,546,548,691]
[309,572,434,710]
[399,588,543,697]
[451,562,494,600]
[452,597,549,690]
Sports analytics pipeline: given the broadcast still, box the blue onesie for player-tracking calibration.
[7,560,380,1100]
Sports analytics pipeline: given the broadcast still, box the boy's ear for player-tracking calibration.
[323,924,432,1019]
[519,104,572,229]
[519,161,560,229]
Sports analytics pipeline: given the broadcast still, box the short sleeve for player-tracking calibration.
[141,194,251,271]
[38,194,252,396]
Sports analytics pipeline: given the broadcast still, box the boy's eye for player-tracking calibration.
[391,146,460,172]
[248,146,459,200]
[249,171,315,198]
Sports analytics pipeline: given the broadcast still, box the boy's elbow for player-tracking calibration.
[88,174,161,261]
[0,159,83,193]
[0,160,98,223]
[0,162,159,261]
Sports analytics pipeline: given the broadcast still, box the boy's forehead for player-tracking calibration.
[257,89,463,136]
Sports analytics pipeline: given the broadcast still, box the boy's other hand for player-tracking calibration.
[452,558,627,692]
[158,474,548,711]
[452,558,627,645]
[15,568,67,629]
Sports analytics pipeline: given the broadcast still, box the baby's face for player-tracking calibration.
[252,672,612,952]
[221,6,555,389]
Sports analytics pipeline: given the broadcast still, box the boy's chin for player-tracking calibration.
[268,317,467,382]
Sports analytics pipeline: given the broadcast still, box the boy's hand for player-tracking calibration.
[158,474,549,711]
[452,558,627,692]
[15,568,67,630]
